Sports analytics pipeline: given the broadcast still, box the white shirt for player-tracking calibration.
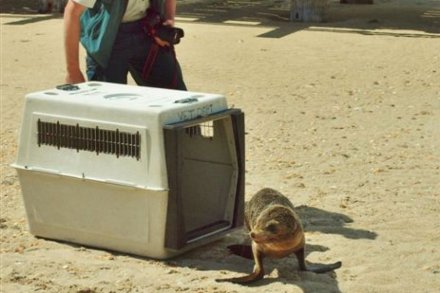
[74,0,150,22]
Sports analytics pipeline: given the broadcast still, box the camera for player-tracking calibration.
[142,8,184,45]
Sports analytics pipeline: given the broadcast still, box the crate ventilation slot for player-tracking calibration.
[37,119,141,160]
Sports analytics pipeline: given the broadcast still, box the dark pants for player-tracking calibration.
[86,19,187,90]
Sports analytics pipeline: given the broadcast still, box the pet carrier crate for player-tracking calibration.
[12,82,244,259]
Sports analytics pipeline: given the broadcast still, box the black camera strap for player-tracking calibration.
[142,43,179,89]
[142,43,159,82]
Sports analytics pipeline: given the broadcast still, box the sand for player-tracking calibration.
[1,0,439,292]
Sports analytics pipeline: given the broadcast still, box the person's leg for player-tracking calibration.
[86,55,129,84]
[86,20,186,89]
[86,55,104,81]
[129,33,187,90]
[85,31,132,84]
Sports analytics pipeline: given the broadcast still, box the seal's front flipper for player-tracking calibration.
[295,247,342,274]
[217,244,265,284]
[227,244,253,260]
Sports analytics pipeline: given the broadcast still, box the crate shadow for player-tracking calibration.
[34,204,371,292]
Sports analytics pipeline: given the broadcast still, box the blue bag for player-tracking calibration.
[80,0,127,68]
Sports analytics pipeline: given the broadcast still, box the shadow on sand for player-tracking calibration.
[2,0,439,38]
[167,204,376,292]
[1,0,63,25]
[296,205,377,240]
[176,0,440,38]
[35,203,371,292]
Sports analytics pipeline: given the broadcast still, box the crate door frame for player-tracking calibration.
[163,109,245,250]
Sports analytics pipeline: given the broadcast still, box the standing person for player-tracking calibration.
[64,0,186,90]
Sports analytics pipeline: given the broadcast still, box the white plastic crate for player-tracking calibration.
[13,82,244,259]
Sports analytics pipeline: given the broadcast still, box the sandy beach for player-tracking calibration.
[1,0,439,292]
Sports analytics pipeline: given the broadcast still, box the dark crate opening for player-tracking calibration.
[164,109,245,249]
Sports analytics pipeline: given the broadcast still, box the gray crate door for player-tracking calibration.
[163,109,245,249]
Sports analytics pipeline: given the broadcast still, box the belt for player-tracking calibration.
[118,18,145,33]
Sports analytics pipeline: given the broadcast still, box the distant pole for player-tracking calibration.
[290,0,329,22]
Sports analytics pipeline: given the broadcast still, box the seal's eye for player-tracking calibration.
[266,223,278,233]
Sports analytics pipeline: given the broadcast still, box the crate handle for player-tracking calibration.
[56,84,80,91]
[174,97,198,104]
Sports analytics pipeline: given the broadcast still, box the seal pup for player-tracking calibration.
[216,188,342,284]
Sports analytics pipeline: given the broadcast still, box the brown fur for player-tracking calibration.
[216,188,341,284]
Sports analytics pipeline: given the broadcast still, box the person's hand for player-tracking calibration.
[154,36,170,47]
[162,19,174,27]
[153,19,175,47]
[65,69,86,84]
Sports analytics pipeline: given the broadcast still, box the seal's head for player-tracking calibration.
[249,205,304,256]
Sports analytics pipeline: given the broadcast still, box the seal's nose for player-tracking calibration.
[249,232,256,239]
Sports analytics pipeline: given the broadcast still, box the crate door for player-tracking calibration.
[164,109,244,249]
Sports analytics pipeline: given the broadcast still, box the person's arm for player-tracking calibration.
[64,0,86,84]
[152,0,177,47]
[163,0,176,26]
